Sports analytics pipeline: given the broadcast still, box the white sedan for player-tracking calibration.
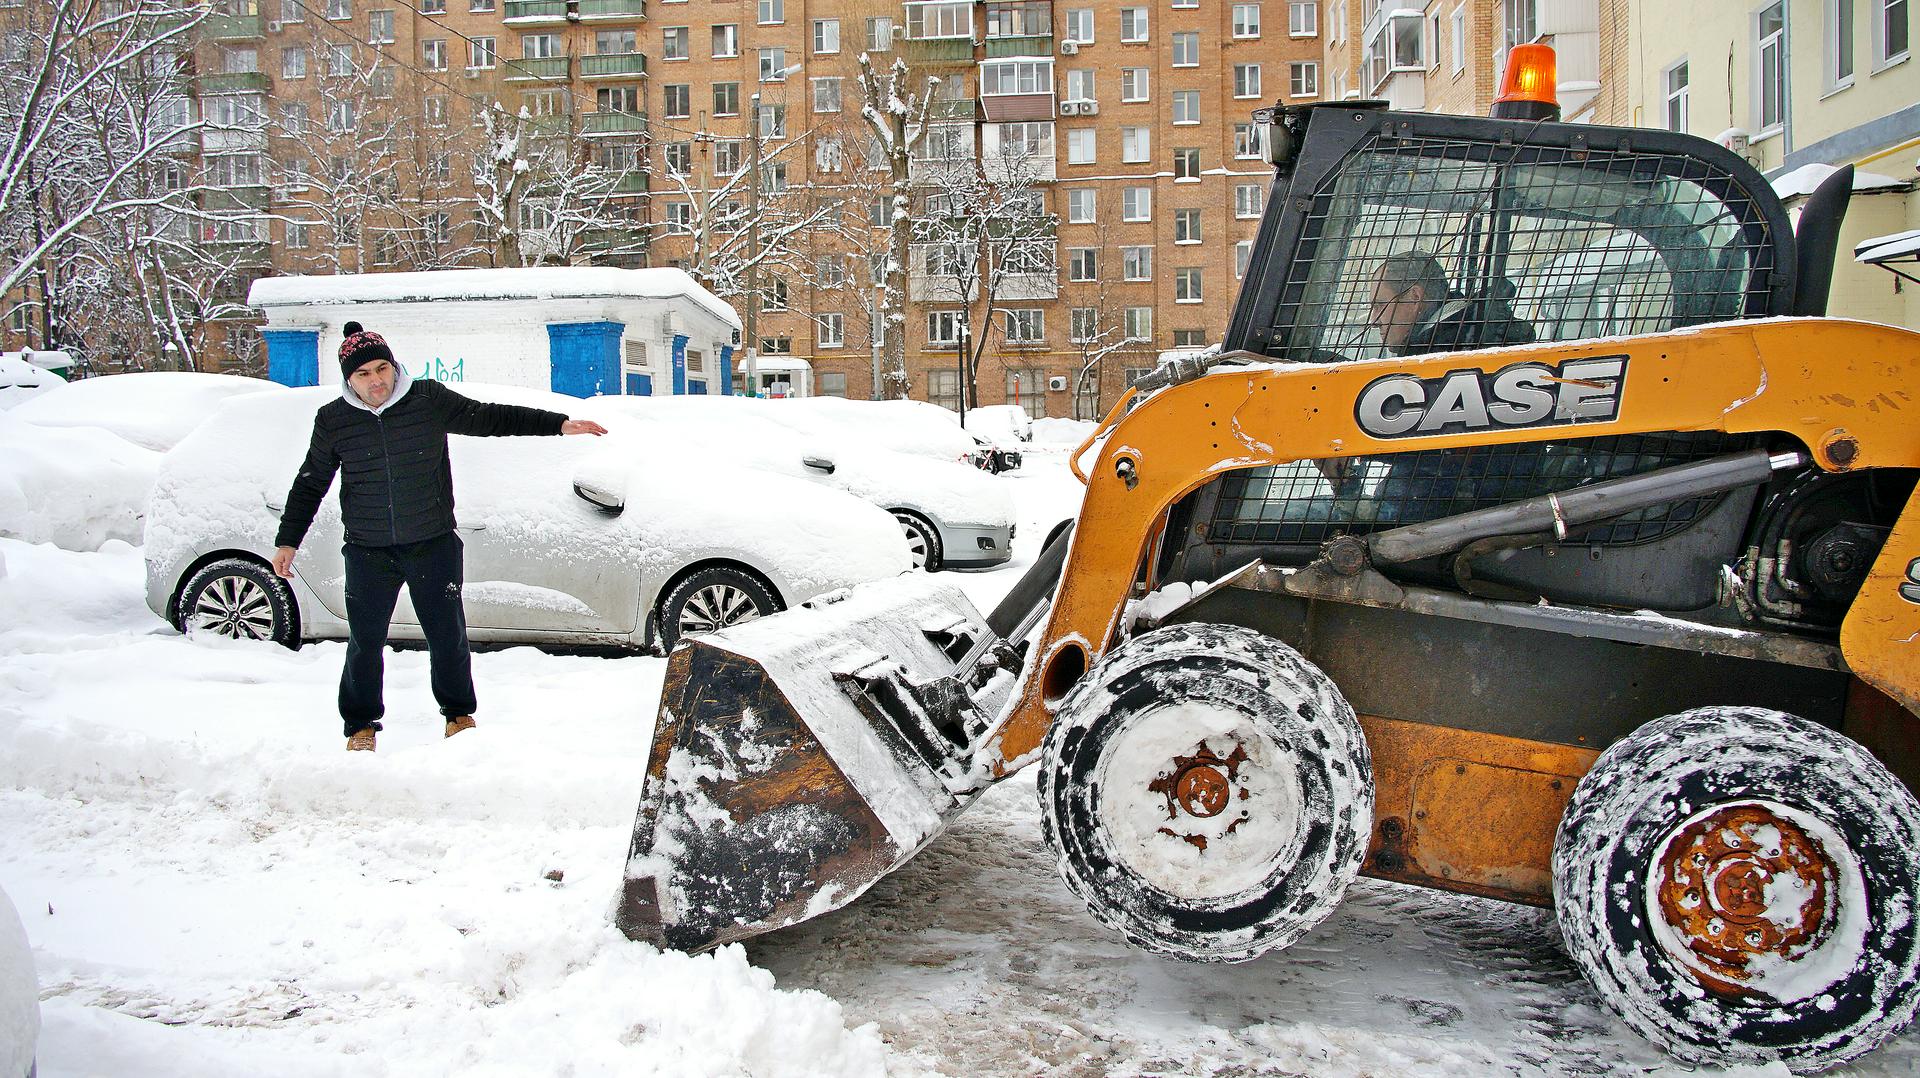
[145,384,911,651]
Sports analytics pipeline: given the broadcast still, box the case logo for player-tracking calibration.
[1356,356,1628,439]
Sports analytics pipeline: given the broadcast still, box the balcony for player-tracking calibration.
[205,12,262,39]
[503,55,572,81]
[582,110,649,135]
[985,34,1052,58]
[502,0,568,23]
[203,127,269,153]
[926,99,976,120]
[609,172,649,194]
[195,71,271,93]
[904,37,975,64]
[996,272,1058,301]
[909,274,978,302]
[581,52,649,78]
[579,0,648,19]
[203,187,273,213]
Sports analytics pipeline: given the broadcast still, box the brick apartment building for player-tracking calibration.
[6,0,1326,418]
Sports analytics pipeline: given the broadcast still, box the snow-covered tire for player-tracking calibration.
[177,557,300,649]
[1553,706,1920,1072]
[1039,623,1373,963]
[657,566,780,652]
[892,510,942,572]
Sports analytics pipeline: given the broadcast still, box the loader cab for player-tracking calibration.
[1174,105,1802,612]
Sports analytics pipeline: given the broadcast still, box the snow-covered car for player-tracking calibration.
[145,384,911,651]
[8,370,277,450]
[592,396,1018,572]
[0,410,160,550]
[0,883,36,1078]
[0,352,65,410]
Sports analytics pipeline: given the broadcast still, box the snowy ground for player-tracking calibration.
[3,447,1918,1076]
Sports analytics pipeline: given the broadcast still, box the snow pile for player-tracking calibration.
[0,411,160,549]
[9,372,279,451]
[0,353,65,410]
[0,883,37,1078]
[1030,416,1099,446]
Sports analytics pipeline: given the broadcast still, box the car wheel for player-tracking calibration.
[177,557,300,649]
[1039,622,1373,963]
[1553,706,1920,1071]
[658,567,780,651]
[892,510,943,572]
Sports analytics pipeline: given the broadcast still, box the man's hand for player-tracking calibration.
[561,419,608,437]
[272,546,297,579]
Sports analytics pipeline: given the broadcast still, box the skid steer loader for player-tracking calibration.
[616,50,1920,1072]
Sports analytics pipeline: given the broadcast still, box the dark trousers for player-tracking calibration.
[339,532,476,736]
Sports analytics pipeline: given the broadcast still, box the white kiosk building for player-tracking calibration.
[249,268,742,399]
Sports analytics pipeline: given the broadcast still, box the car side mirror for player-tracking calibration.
[573,481,625,515]
[802,455,837,475]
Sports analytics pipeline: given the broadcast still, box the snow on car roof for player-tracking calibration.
[8,371,277,451]
[248,267,741,330]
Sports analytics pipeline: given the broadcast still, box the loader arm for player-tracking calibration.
[983,318,1920,775]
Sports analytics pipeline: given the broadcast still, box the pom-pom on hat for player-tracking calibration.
[339,320,394,378]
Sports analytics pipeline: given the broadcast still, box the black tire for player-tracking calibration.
[891,510,943,572]
[1554,706,1920,1072]
[657,566,780,652]
[177,557,300,649]
[1038,622,1373,963]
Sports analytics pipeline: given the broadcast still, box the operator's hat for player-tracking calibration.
[339,321,394,378]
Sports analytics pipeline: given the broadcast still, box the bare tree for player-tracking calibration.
[854,53,934,400]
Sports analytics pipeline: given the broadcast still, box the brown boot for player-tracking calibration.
[347,729,377,752]
[445,715,477,738]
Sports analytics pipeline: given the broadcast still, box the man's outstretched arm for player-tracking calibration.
[273,419,340,577]
[428,381,605,438]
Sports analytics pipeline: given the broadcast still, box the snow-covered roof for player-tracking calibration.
[1855,228,1920,265]
[751,355,813,373]
[248,267,741,330]
[1769,162,1911,200]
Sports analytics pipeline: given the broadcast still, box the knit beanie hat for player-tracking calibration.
[339,321,394,378]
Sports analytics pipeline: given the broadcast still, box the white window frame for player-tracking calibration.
[1450,6,1466,73]
[1172,31,1198,66]
[1067,247,1098,281]
[1755,2,1787,134]
[818,312,845,348]
[813,77,842,111]
[1120,7,1148,42]
[1174,207,1201,244]
[1289,1,1317,36]
[1175,267,1203,303]
[927,309,966,346]
[1069,307,1098,343]
[1825,0,1856,90]
[1120,67,1149,101]
[1873,0,1910,69]
[1124,306,1153,341]
[662,26,688,60]
[1066,188,1095,222]
[981,59,1054,95]
[813,18,840,54]
[758,0,782,24]
[1289,61,1316,96]
[1234,183,1264,218]
[1232,3,1262,38]
[1234,63,1262,98]
[907,1,972,39]
[1121,245,1152,280]
[1067,128,1095,164]
[1664,59,1689,131]
[1065,7,1094,43]
[1172,89,1200,124]
[760,46,788,81]
[1122,187,1151,221]
[1004,308,1044,343]
[713,23,738,57]
[1121,126,1150,162]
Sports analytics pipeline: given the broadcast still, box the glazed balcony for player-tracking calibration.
[581,52,649,78]
[503,55,572,81]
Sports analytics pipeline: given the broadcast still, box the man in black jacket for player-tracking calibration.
[272,322,608,752]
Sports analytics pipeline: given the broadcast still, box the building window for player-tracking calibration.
[1233,122,1265,158]
[1065,68,1095,101]
[1827,0,1858,88]
[1171,31,1198,66]
[1757,2,1786,131]
[1122,186,1151,221]
[1120,67,1149,101]
[1067,129,1095,163]
[1172,90,1199,124]
[814,77,842,111]
[1005,309,1044,344]
[657,84,687,117]
[285,219,312,248]
[760,104,786,138]
[1121,126,1150,162]
[758,0,782,24]
[1233,3,1261,38]
[714,139,742,173]
[1007,369,1046,417]
[662,26,688,59]
[326,0,350,18]
[760,46,788,81]
[867,16,895,50]
[1876,0,1910,66]
[1289,61,1317,96]
[1068,247,1097,281]
[1174,147,1201,178]
[761,337,792,355]
[1664,60,1689,131]
[927,369,961,409]
[1066,188,1095,222]
[663,140,691,174]
[469,0,492,10]
[1289,0,1317,35]
[1124,306,1153,341]
[1234,183,1264,218]
[1236,240,1253,278]
[712,24,738,57]
[1070,308,1098,342]
[1451,7,1467,72]
[469,37,496,69]
[1064,7,1093,42]
[927,310,965,345]
[1173,329,1207,347]
[1175,268,1202,303]
[713,82,739,116]
[282,46,308,78]
[819,371,849,397]
[908,1,972,38]
[1121,245,1152,280]
[420,0,445,12]
[814,18,840,53]
[280,0,305,22]
[368,9,393,43]
[818,312,845,347]
[1120,7,1148,42]
[1174,208,1201,244]
[423,96,446,127]
[664,202,692,233]
[597,28,636,54]
[1234,62,1262,97]
[522,32,560,59]
[1503,0,1537,46]
[982,59,1054,94]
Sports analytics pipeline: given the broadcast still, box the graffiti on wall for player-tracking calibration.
[406,357,466,382]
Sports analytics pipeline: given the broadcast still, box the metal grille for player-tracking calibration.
[1211,431,1746,547]
[1208,130,1776,551]
[1270,133,1777,361]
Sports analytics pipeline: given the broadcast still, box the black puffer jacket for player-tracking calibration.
[276,378,567,549]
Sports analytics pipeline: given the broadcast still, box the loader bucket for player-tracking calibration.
[615,575,1018,953]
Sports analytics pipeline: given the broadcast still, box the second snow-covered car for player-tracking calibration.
[145,384,911,651]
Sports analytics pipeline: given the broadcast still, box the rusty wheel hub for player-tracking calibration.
[1148,743,1251,850]
[1649,802,1837,995]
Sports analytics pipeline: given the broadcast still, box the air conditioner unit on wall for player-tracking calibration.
[1080,100,1098,115]
[266,19,282,32]
[1060,40,1079,55]
[1060,101,1080,115]
[1047,375,1068,391]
